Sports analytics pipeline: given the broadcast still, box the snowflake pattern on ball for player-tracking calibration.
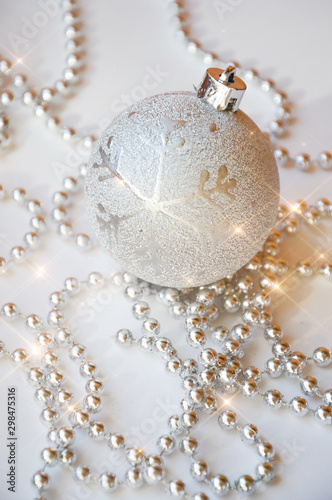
[91,115,237,276]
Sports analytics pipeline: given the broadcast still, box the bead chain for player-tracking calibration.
[0,185,46,273]
[0,1,332,498]
[167,0,332,172]
[1,197,332,498]
[0,0,95,152]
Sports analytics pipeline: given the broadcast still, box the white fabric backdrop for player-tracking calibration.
[0,1,331,499]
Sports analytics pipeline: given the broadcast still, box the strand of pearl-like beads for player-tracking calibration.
[167,0,332,172]
[43,271,277,498]
[0,0,95,152]
[50,163,94,251]
[0,185,46,273]
[0,288,146,496]
[123,228,332,426]
[3,274,193,497]
[113,275,279,497]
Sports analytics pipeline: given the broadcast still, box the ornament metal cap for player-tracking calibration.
[196,66,246,112]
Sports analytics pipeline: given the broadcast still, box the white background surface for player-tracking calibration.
[0,0,332,499]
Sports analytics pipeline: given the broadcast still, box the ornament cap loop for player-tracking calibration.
[196,66,246,113]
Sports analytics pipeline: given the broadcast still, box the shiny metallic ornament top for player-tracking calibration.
[197,66,246,112]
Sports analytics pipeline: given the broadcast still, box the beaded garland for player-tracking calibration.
[0,0,331,498]
[1,199,332,497]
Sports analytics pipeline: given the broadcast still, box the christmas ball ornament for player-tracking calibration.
[85,67,279,288]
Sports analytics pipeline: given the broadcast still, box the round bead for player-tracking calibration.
[42,351,59,368]
[231,324,251,343]
[284,358,302,377]
[88,271,103,286]
[223,294,241,313]
[69,343,86,360]
[210,474,230,496]
[142,317,160,335]
[86,378,104,394]
[211,326,229,345]
[157,435,175,454]
[100,472,118,491]
[26,314,43,330]
[290,397,309,416]
[125,467,144,488]
[295,153,311,171]
[264,389,283,409]
[69,409,90,429]
[1,303,18,320]
[240,423,259,444]
[315,405,332,425]
[55,328,72,346]
[80,360,98,377]
[319,263,332,277]
[132,301,150,319]
[64,277,80,294]
[40,407,59,424]
[73,465,91,483]
[76,233,91,250]
[200,348,217,367]
[47,309,64,327]
[88,421,106,439]
[218,410,237,430]
[318,151,332,170]
[182,411,198,429]
[168,414,182,434]
[272,340,291,359]
[53,191,68,206]
[313,347,331,367]
[222,339,244,358]
[10,348,27,364]
[179,436,199,455]
[83,393,102,413]
[167,358,182,374]
[59,448,76,467]
[58,222,73,239]
[296,260,313,277]
[32,471,50,490]
[219,366,237,385]
[187,328,206,348]
[168,480,186,497]
[242,307,260,325]
[185,314,202,330]
[243,366,261,381]
[322,389,332,406]
[190,461,209,481]
[10,246,26,262]
[241,380,258,398]
[235,475,255,494]
[138,336,154,351]
[56,389,73,406]
[144,465,165,484]
[28,367,44,385]
[35,387,54,405]
[265,358,284,378]
[127,447,145,465]
[41,448,59,466]
[46,370,64,387]
[257,441,275,459]
[300,376,319,396]
[108,433,125,449]
[52,207,67,222]
[256,462,275,482]
[58,427,75,446]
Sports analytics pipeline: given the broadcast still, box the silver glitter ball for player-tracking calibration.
[85,91,279,288]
